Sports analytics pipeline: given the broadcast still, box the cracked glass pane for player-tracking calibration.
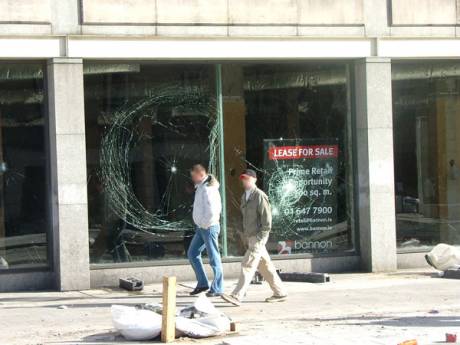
[221,63,354,256]
[84,63,217,263]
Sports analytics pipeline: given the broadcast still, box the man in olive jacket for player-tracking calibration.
[222,169,287,306]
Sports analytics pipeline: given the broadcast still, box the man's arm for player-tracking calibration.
[256,193,272,241]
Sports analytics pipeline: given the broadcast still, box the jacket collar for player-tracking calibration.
[195,175,209,188]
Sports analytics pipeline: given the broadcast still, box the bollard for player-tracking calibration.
[161,276,176,343]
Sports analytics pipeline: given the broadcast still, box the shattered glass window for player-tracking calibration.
[393,61,460,250]
[221,63,355,256]
[0,62,49,269]
[84,63,218,263]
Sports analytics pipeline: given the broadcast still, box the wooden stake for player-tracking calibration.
[230,321,238,332]
[161,276,176,343]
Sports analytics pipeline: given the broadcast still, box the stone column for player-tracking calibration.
[47,58,90,290]
[354,58,397,272]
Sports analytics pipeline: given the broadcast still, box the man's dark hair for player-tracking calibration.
[191,163,207,173]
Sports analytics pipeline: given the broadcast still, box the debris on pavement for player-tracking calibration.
[119,277,144,291]
[57,305,68,310]
[425,244,460,271]
[176,294,231,338]
[444,268,460,280]
[397,340,417,345]
[446,333,457,343]
[112,294,232,341]
[279,272,330,283]
[111,304,162,341]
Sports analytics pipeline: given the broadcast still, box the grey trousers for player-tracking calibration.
[231,235,287,300]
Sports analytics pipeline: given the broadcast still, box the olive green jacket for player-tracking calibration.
[240,187,272,240]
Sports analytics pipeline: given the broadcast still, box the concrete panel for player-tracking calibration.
[157,25,227,37]
[228,26,297,37]
[82,0,156,24]
[50,0,80,35]
[67,38,373,59]
[298,26,365,37]
[0,24,52,35]
[57,204,90,290]
[0,38,61,58]
[90,255,360,287]
[229,0,297,25]
[391,0,456,25]
[0,0,51,23]
[298,0,363,25]
[363,0,390,37]
[391,26,456,37]
[367,129,395,194]
[356,58,393,129]
[82,25,157,35]
[56,135,87,184]
[397,252,431,269]
[157,0,227,24]
[50,61,85,135]
[57,183,88,205]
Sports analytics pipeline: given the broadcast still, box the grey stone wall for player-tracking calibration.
[1,0,460,37]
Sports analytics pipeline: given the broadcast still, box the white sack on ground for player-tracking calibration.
[176,294,231,338]
[426,243,460,271]
[111,305,162,340]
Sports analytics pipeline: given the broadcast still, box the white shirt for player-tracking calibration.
[245,188,255,201]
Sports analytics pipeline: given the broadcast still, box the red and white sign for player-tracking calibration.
[268,145,338,160]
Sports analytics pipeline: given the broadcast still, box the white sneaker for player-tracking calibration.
[221,294,242,306]
[265,295,287,303]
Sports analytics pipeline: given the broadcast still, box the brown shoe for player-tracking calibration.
[221,294,242,306]
[265,295,287,303]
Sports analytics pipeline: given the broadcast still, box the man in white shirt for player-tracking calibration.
[187,164,224,297]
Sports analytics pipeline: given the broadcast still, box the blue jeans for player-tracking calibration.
[187,224,224,293]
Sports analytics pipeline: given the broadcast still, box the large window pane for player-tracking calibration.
[84,63,217,264]
[221,63,354,256]
[0,63,49,269]
[393,61,460,250]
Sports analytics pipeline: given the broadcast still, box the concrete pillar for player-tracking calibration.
[47,58,90,290]
[354,57,397,272]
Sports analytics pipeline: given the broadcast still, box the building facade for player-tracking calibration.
[1,0,460,291]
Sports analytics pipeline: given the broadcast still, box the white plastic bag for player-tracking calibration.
[111,305,162,340]
[426,243,460,271]
[176,295,230,338]
[191,294,219,314]
[176,315,230,338]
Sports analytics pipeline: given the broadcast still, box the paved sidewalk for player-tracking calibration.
[0,269,459,345]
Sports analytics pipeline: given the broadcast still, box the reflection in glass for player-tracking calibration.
[0,63,49,269]
[221,63,354,256]
[393,62,460,250]
[84,63,217,263]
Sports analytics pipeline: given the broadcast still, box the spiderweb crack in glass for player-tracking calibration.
[99,86,218,233]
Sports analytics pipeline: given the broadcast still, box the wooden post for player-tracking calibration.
[161,276,176,343]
